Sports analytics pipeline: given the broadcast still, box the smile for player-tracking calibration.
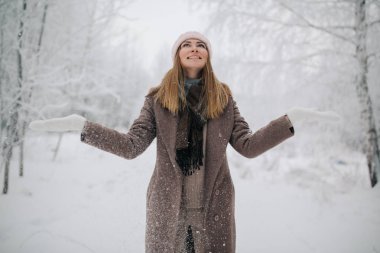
[187,56,202,59]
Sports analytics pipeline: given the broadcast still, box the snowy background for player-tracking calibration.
[1,134,380,253]
[1,0,380,252]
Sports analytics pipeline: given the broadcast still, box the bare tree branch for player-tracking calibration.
[368,0,380,8]
[277,1,357,45]
[300,0,355,3]
[367,52,380,63]
[229,6,354,31]
[225,2,356,47]
[368,19,380,26]
[227,49,356,67]
[0,0,12,10]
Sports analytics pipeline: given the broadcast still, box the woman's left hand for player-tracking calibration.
[286,107,341,126]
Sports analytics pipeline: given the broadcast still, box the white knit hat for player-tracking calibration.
[171,31,212,61]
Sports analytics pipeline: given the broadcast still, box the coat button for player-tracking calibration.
[214,215,219,221]
[215,190,220,195]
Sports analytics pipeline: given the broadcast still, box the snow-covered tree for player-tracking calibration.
[0,0,147,193]
[194,0,380,186]
[354,0,380,186]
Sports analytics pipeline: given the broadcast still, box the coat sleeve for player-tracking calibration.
[229,99,294,158]
[80,96,156,160]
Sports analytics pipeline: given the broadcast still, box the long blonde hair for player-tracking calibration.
[148,52,231,119]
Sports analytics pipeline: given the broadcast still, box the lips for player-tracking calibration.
[187,55,202,59]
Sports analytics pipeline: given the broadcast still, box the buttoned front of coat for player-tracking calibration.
[81,95,294,252]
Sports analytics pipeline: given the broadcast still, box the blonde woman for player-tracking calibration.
[30,31,339,253]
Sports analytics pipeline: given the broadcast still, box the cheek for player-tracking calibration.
[179,55,187,66]
[178,51,185,63]
[201,50,209,60]
[179,48,189,57]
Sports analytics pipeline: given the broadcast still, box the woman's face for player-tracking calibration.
[178,39,208,78]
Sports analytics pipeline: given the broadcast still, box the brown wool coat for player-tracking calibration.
[81,95,294,253]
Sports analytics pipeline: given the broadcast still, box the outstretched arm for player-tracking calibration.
[229,100,294,158]
[80,97,156,159]
[229,101,341,158]
[29,97,157,160]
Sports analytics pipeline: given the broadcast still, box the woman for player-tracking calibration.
[30,31,338,253]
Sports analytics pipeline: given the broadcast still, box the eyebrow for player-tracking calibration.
[179,40,207,49]
[181,40,206,46]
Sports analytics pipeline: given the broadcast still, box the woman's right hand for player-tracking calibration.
[29,114,86,132]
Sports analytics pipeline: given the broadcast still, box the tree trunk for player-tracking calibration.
[19,123,26,177]
[37,2,48,56]
[3,114,17,194]
[15,0,26,178]
[3,0,26,193]
[18,0,48,177]
[0,16,4,155]
[355,0,380,187]
[3,142,13,194]
[52,134,63,161]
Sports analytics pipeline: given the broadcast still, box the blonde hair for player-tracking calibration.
[148,52,231,119]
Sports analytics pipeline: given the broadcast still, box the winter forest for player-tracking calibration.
[1,0,380,252]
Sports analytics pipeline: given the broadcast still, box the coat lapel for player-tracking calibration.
[203,102,233,212]
[154,104,179,168]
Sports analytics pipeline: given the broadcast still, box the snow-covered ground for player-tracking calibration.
[1,133,380,253]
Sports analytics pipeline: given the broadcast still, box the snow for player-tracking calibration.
[1,133,380,253]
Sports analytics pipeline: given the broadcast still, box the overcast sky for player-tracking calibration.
[122,0,207,66]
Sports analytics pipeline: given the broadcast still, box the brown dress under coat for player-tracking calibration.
[81,95,294,252]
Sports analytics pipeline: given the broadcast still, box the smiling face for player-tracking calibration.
[178,39,209,78]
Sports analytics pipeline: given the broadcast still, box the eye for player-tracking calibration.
[197,43,206,49]
[181,43,190,48]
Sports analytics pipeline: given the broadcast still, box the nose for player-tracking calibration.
[191,46,198,52]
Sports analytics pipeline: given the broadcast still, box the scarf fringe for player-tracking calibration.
[176,139,203,176]
[185,225,195,253]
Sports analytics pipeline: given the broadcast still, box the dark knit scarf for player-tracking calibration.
[175,78,207,176]
[185,225,195,253]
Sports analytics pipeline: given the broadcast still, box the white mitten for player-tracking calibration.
[286,107,341,127]
[29,114,86,132]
